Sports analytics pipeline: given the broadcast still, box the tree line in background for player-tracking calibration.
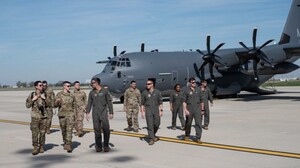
[0,81,91,88]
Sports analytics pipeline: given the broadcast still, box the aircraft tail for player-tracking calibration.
[278,0,300,45]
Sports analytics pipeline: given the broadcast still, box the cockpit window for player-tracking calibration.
[110,61,117,66]
[116,58,131,67]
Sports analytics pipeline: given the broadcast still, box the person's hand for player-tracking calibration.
[109,114,114,120]
[170,107,173,112]
[40,94,46,100]
[159,110,163,117]
[86,113,91,121]
[32,95,38,101]
[185,110,190,116]
[141,111,145,119]
[123,106,127,112]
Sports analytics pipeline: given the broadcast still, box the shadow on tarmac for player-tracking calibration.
[109,156,136,162]
[44,143,59,151]
[232,93,300,102]
[31,154,72,168]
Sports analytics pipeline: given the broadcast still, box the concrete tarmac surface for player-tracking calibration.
[0,87,300,168]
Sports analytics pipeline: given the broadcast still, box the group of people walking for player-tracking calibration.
[123,77,213,145]
[26,77,213,155]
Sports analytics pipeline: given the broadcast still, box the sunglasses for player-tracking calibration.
[191,82,196,84]
[146,83,153,85]
[38,84,43,87]
[65,85,70,87]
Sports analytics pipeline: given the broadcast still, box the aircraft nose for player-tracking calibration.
[92,73,110,86]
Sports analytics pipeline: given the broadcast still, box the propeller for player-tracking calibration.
[113,45,126,57]
[239,28,274,80]
[141,43,145,52]
[196,35,225,81]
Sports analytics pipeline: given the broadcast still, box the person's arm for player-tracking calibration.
[25,92,34,108]
[141,92,145,119]
[85,91,93,121]
[182,91,189,116]
[106,90,114,119]
[123,90,128,112]
[208,88,213,106]
[169,92,173,112]
[158,91,163,117]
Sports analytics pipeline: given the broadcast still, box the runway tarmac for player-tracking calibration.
[0,87,300,168]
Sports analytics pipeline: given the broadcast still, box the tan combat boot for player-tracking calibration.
[65,144,72,153]
[39,144,44,153]
[32,146,39,155]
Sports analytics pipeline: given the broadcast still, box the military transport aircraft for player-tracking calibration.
[93,0,300,102]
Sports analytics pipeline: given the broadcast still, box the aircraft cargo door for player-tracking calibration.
[171,71,178,85]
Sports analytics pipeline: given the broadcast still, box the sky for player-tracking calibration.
[0,0,298,86]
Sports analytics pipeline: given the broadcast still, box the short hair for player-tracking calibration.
[189,77,196,82]
[174,83,180,90]
[201,80,207,83]
[74,81,80,85]
[91,77,101,85]
[130,80,136,84]
[63,81,71,85]
[34,80,42,87]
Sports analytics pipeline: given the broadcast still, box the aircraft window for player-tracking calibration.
[121,58,126,61]
[120,62,126,67]
[117,62,120,67]
[111,61,117,66]
[111,67,115,71]
[126,62,131,67]
[125,58,129,61]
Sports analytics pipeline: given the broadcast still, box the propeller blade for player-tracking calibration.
[260,52,273,67]
[209,63,214,79]
[253,61,258,80]
[252,28,257,49]
[206,35,211,54]
[211,43,225,55]
[141,43,145,52]
[196,49,205,55]
[120,50,126,55]
[239,41,250,50]
[212,57,225,66]
[199,61,208,72]
[193,63,201,78]
[258,39,274,50]
[113,45,117,57]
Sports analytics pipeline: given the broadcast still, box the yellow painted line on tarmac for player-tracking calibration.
[1,119,300,159]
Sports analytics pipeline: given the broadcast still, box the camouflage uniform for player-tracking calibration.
[26,91,48,149]
[124,87,141,131]
[44,87,55,134]
[54,91,75,146]
[73,89,87,134]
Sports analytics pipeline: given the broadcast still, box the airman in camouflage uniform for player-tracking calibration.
[42,80,55,134]
[73,81,87,137]
[54,81,76,153]
[200,80,213,130]
[123,80,141,132]
[26,81,48,155]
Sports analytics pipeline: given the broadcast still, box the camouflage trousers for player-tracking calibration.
[30,117,47,146]
[45,108,53,131]
[74,107,85,132]
[59,115,75,145]
[126,108,139,130]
